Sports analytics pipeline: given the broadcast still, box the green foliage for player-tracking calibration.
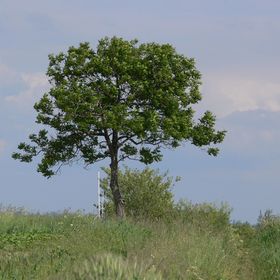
[175,199,232,231]
[137,222,253,279]
[101,167,176,220]
[54,254,163,280]
[232,221,256,246]
[12,36,226,218]
[0,231,53,249]
[13,36,225,177]
[0,208,255,279]
[250,210,280,280]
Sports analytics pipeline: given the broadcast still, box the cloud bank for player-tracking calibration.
[201,73,280,117]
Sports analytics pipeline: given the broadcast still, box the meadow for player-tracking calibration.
[0,204,279,280]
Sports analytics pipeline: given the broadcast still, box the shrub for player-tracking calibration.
[101,167,177,221]
[251,210,280,280]
[174,199,232,231]
[232,221,256,247]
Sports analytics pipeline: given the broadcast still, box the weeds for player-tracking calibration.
[0,206,279,279]
[0,207,254,280]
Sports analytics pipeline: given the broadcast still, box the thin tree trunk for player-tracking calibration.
[110,157,125,218]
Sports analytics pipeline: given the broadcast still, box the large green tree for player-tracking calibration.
[13,37,226,218]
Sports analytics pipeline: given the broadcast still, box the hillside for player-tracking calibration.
[0,206,279,279]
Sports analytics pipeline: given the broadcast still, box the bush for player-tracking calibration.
[232,221,256,246]
[251,210,280,280]
[101,167,177,221]
[174,199,232,231]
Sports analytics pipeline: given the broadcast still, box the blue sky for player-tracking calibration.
[1,0,280,223]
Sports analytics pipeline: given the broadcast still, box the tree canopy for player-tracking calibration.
[13,37,226,217]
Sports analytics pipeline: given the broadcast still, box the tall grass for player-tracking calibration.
[0,205,258,279]
[250,211,280,280]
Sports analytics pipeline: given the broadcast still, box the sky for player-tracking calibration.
[1,0,280,223]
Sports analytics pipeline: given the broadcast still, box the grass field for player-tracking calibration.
[0,206,279,279]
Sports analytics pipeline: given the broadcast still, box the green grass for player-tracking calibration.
[0,206,279,279]
[238,211,280,280]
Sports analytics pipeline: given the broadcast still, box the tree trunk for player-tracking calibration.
[110,157,125,218]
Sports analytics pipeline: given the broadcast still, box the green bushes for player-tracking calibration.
[250,210,280,280]
[232,210,280,280]
[232,221,256,245]
[101,167,233,231]
[175,199,232,231]
[101,167,176,220]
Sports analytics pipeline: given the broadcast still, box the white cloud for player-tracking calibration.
[5,73,49,107]
[219,110,280,156]
[201,73,280,117]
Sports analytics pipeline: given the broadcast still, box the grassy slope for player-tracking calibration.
[0,208,279,279]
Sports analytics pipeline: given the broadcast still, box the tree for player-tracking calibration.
[12,37,226,218]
